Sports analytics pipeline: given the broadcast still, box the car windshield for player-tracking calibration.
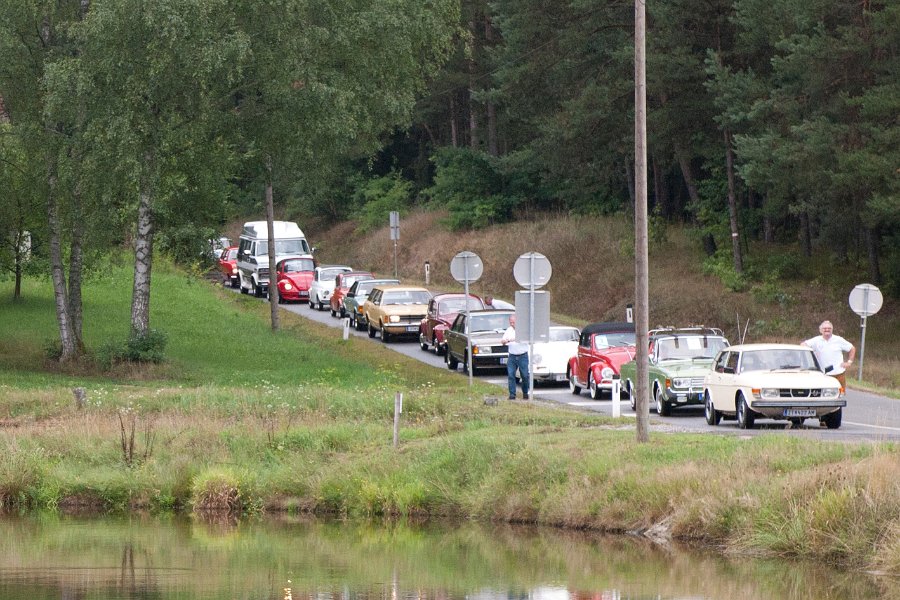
[440,297,483,314]
[225,248,238,260]
[549,328,579,342]
[593,332,636,349]
[656,336,729,360]
[343,275,372,289]
[741,349,820,372]
[356,280,398,296]
[282,258,315,272]
[321,267,349,280]
[469,313,512,333]
[384,290,431,305]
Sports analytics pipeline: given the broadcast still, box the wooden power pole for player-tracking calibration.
[634,0,650,443]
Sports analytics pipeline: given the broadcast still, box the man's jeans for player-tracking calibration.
[507,352,529,398]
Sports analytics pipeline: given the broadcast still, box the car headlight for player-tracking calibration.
[533,353,543,365]
[389,315,400,323]
[283,282,293,291]
[601,367,614,380]
[758,388,780,399]
[821,388,840,399]
[231,267,238,274]
[672,378,690,388]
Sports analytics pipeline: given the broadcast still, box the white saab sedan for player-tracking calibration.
[531,326,580,384]
[703,343,845,430]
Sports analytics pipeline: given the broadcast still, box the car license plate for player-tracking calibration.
[784,408,816,417]
[406,326,419,332]
[500,358,507,365]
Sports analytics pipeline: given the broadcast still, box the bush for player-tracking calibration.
[426,147,515,230]
[97,328,168,368]
[352,172,412,233]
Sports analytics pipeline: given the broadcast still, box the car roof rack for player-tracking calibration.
[648,326,724,338]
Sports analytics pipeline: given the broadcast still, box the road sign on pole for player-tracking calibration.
[514,252,552,397]
[451,251,483,387]
[848,283,883,380]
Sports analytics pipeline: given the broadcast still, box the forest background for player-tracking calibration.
[0,0,897,380]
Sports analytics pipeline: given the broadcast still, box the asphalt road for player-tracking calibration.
[255,289,900,443]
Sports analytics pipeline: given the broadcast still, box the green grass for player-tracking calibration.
[1,259,899,573]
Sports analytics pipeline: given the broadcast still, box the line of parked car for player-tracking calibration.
[215,220,846,430]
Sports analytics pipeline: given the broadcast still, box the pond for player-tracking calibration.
[0,514,892,600]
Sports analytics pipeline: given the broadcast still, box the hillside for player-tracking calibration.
[287,211,898,390]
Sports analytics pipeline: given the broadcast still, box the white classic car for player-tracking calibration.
[532,326,580,384]
[308,265,352,310]
[703,343,845,429]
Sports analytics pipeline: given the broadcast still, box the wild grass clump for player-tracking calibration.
[0,440,46,509]
[191,468,255,514]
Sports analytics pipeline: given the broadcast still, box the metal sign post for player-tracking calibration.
[389,211,400,278]
[848,283,883,380]
[513,252,552,398]
[450,251,483,387]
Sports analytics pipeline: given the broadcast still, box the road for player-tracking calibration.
[262,291,900,443]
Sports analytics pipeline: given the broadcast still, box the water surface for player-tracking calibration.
[0,514,893,600]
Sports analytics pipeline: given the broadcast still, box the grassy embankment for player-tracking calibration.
[0,257,899,574]
[308,211,899,393]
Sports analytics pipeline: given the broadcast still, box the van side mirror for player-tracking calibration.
[311,247,318,254]
[243,249,251,255]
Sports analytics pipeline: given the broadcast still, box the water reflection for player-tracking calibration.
[0,514,893,600]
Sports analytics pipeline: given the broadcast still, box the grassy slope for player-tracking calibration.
[0,257,899,573]
[306,211,899,391]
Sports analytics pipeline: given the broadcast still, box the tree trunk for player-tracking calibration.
[266,157,280,331]
[799,209,812,257]
[467,21,479,150]
[130,152,155,335]
[675,149,700,206]
[724,129,743,273]
[68,188,85,351]
[866,227,881,284]
[449,95,458,147]
[47,162,77,361]
[483,16,498,157]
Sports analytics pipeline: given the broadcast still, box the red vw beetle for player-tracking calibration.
[567,322,636,400]
[218,246,239,288]
[330,271,375,317]
[418,292,484,355]
[274,256,316,303]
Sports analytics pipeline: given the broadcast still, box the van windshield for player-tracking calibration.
[255,239,310,256]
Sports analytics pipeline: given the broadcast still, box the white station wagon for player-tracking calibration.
[703,343,845,429]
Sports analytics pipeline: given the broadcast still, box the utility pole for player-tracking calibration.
[634,0,650,443]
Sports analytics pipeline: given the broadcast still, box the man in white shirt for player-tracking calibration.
[802,320,856,388]
[501,315,529,400]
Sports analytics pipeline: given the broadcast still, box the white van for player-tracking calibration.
[237,220,313,297]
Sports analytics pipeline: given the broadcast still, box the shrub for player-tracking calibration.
[426,147,515,230]
[97,328,168,367]
[353,172,412,233]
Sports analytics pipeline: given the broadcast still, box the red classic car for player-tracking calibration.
[329,271,375,317]
[418,292,485,355]
[567,322,636,400]
[274,256,317,303]
[218,246,239,288]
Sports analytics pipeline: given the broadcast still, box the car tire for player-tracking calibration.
[254,284,264,298]
[367,322,376,338]
[737,394,755,429]
[446,351,459,370]
[231,278,240,289]
[419,333,429,351]
[348,314,355,329]
[308,297,316,309]
[655,386,672,416]
[433,335,444,356]
[704,392,721,426]
[355,318,365,331]
[339,307,346,319]
[821,408,842,429]
[317,299,325,311]
[589,374,602,401]
[380,322,391,343]
[330,306,337,317]
[568,369,582,395]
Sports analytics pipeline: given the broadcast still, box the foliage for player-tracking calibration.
[426,147,514,230]
[98,329,168,368]
[352,172,413,233]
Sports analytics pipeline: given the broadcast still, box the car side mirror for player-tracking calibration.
[242,249,250,255]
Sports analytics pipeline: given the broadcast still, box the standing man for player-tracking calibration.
[501,315,529,400]
[802,320,856,389]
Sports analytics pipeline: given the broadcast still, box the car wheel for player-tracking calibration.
[568,369,582,395]
[589,374,602,400]
[736,393,755,429]
[446,350,459,370]
[308,297,316,309]
[433,336,444,356]
[655,386,672,416]
[821,408,842,429]
[419,333,429,351]
[704,392,721,426]
[348,314,355,329]
[355,318,365,331]
[380,322,391,343]
[330,306,337,317]
[317,299,325,311]
[339,307,346,319]
[627,380,636,411]
[367,322,376,338]
[254,284,264,298]
[231,278,240,289]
